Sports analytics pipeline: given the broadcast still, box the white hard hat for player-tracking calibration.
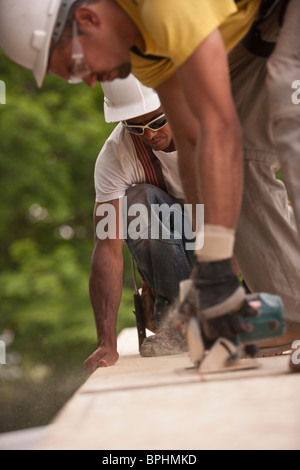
[0,0,77,88]
[101,75,161,123]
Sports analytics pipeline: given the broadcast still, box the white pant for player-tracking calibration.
[229,3,300,329]
[267,0,300,236]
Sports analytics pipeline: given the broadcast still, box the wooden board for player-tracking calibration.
[36,330,300,450]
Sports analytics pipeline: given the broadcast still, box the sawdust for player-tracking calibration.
[139,302,188,357]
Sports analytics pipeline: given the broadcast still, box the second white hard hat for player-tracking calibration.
[101,75,161,123]
[0,0,77,88]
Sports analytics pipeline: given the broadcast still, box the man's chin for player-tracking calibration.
[118,63,132,79]
[98,63,131,82]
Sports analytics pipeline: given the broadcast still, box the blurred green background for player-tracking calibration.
[0,51,136,433]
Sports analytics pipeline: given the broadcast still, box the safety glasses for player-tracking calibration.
[122,113,168,135]
[68,20,92,84]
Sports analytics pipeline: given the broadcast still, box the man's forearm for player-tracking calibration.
[89,243,123,350]
[195,119,243,228]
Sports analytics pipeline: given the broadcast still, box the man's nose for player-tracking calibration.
[143,128,157,140]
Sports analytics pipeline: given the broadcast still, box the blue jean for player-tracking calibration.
[124,184,194,328]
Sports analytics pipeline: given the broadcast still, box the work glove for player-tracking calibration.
[179,259,258,344]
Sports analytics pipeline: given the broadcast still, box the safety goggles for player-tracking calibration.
[68,20,92,84]
[122,113,168,135]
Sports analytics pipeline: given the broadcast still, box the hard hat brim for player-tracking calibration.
[104,100,159,123]
[33,1,62,88]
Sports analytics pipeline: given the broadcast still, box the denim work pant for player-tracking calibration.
[228,2,300,327]
[125,184,194,328]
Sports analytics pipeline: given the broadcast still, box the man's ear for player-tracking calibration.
[74,7,100,31]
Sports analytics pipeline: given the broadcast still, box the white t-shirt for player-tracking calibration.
[94,123,185,203]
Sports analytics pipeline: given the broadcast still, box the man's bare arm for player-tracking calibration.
[84,200,124,373]
[156,28,243,229]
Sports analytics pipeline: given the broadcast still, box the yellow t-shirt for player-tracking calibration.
[115,0,262,88]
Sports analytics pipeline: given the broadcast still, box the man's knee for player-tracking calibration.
[126,184,166,208]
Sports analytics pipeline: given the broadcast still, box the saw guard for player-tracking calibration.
[198,338,260,374]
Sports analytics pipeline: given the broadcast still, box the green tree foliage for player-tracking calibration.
[0,52,136,432]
